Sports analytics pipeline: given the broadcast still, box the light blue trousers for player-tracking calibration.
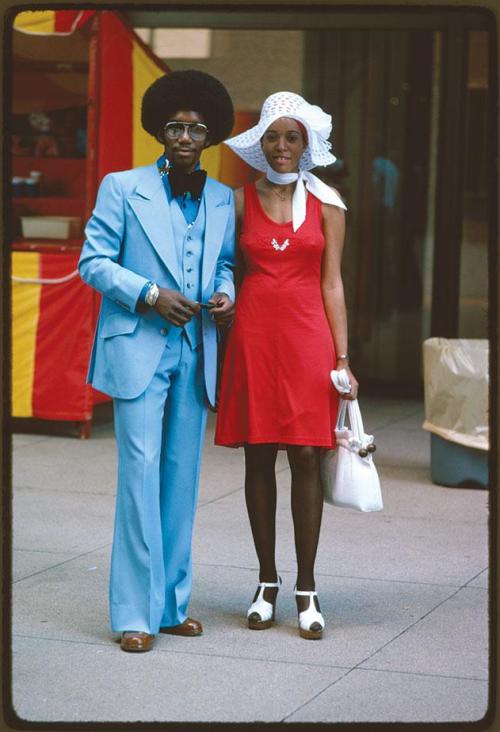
[109,334,208,634]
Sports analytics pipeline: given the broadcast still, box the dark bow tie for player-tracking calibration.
[168,168,207,200]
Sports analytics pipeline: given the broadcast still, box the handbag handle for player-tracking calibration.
[335,398,348,430]
[336,398,374,453]
[348,400,365,441]
[335,398,364,438]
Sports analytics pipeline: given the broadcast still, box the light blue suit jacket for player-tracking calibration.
[78,164,235,406]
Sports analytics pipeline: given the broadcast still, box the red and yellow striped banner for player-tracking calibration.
[11,252,41,417]
[13,9,95,35]
[95,12,168,179]
[11,250,105,420]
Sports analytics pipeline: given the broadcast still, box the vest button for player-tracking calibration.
[186,251,193,257]
[186,266,193,273]
[187,235,192,241]
[186,283,193,289]
[160,328,167,336]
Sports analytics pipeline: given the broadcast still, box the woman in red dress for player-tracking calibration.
[215,92,358,639]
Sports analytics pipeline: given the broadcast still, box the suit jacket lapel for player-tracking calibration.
[202,179,230,293]
[127,166,181,287]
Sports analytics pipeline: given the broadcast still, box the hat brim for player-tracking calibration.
[224,112,336,172]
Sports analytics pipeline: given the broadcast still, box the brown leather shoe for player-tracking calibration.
[120,631,155,652]
[160,617,203,636]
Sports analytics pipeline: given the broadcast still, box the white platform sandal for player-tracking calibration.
[247,578,281,630]
[294,589,325,640]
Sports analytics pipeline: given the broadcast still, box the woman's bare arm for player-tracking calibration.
[320,197,359,399]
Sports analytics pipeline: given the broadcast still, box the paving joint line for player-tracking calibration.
[355,665,488,682]
[464,567,489,587]
[11,632,349,670]
[281,580,482,721]
[14,486,116,497]
[198,465,290,508]
[12,543,112,584]
[14,548,77,555]
[12,631,487,683]
[191,562,470,589]
[153,645,348,670]
[13,555,485,591]
[12,635,484,723]
[281,666,357,721]
[343,582,474,669]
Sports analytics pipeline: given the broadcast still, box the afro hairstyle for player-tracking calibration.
[141,70,234,147]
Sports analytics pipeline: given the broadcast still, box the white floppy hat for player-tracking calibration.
[224,91,337,171]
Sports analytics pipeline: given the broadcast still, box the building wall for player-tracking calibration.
[161,29,304,111]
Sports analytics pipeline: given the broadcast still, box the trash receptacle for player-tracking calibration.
[422,338,489,488]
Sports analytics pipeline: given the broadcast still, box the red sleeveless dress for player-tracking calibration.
[215,182,338,447]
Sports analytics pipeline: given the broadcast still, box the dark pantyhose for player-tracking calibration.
[244,443,324,612]
[244,444,279,605]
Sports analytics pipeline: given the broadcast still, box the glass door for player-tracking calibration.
[305,29,437,394]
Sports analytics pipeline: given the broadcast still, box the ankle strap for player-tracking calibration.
[258,576,282,588]
[294,590,317,597]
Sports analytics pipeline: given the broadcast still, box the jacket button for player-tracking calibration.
[186,251,193,257]
[160,327,167,336]
[186,266,193,273]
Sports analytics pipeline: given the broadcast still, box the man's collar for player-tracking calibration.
[156,154,202,175]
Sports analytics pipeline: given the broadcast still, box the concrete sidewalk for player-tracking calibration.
[11,397,489,724]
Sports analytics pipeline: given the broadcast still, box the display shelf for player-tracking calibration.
[13,196,86,217]
[12,238,83,253]
[13,196,85,202]
[12,157,86,197]
[13,156,86,163]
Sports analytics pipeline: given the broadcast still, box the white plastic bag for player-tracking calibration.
[422,338,488,450]
[321,397,383,512]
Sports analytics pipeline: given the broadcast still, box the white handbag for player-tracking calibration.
[321,395,383,512]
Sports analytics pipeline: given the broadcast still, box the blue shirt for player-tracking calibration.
[158,154,202,225]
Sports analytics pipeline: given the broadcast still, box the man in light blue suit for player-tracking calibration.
[79,71,235,652]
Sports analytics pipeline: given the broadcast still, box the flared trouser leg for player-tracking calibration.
[159,342,207,627]
[109,335,207,634]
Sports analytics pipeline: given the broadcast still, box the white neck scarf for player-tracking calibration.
[266,166,347,232]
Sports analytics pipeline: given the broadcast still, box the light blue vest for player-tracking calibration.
[170,197,205,349]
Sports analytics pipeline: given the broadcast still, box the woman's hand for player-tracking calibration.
[155,287,200,326]
[209,292,235,326]
[338,362,359,400]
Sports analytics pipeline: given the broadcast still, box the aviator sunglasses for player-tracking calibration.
[164,121,209,141]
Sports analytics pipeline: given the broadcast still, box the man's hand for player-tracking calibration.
[208,292,234,326]
[155,287,200,326]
